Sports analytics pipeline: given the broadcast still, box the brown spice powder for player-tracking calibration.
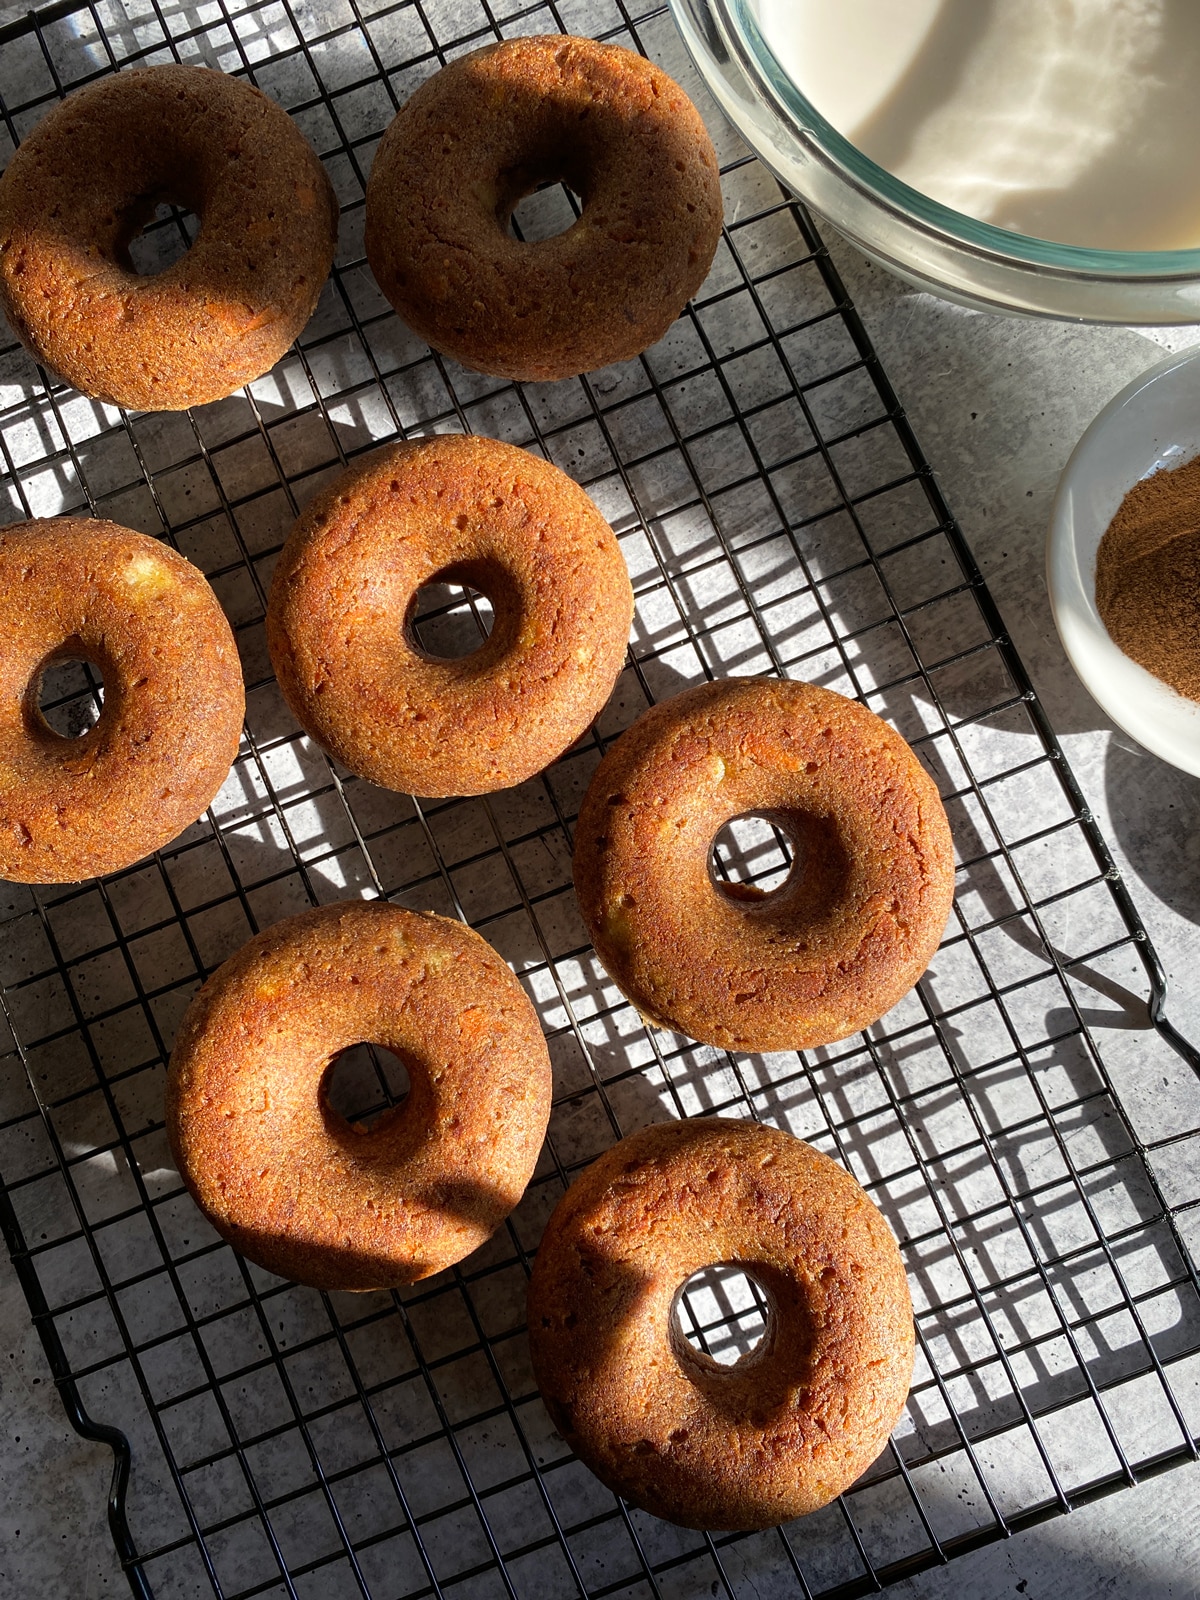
[1094,452,1200,702]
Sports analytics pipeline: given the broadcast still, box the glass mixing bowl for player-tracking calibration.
[669,0,1200,323]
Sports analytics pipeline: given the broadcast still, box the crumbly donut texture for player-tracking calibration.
[266,434,633,797]
[0,517,244,884]
[166,901,553,1291]
[573,677,956,1051]
[0,64,338,410]
[364,35,723,381]
[528,1118,914,1530]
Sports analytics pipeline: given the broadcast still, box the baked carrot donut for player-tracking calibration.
[166,901,552,1291]
[0,517,243,884]
[364,35,723,381]
[0,64,337,410]
[266,434,633,797]
[573,677,955,1051]
[528,1118,914,1530]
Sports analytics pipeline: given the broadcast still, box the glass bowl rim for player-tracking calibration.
[721,0,1200,281]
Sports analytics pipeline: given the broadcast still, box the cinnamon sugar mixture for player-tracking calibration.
[1095,453,1200,703]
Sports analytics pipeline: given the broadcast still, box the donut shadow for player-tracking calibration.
[215,1167,529,1293]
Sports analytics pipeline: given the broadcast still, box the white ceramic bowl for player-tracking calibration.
[1048,347,1200,778]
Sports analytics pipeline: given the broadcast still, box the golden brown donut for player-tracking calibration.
[166,901,552,1291]
[528,1117,914,1530]
[364,35,723,381]
[0,517,244,884]
[0,64,338,410]
[266,434,633,797]
[573,677,955,1051]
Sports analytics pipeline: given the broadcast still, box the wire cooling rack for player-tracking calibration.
[1,0,1199,1596]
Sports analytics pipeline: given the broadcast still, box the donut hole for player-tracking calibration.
[408,581,494,659]
[123,199,198,277]
[673,1264,771,1368]
[32,654,105,741]
[508,180,583,243]
[320,1043,411,1135]
[710,809,854,934]
[710,813,794,900]
[406,563,499,660]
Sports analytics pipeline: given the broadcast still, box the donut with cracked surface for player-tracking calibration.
[527,1117,914,1530]
[0,516,244,884]
[572,676,955,1051]
[364,34,723,381]
[166,900,553,1291]
[0,63,338,410]
[266,434,633,797]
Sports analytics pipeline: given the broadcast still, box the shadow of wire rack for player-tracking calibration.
[0,0,1199,1595]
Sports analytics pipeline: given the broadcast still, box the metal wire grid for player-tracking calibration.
[0,0,1198,1596]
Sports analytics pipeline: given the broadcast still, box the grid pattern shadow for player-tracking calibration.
[0,0,1198,1597]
